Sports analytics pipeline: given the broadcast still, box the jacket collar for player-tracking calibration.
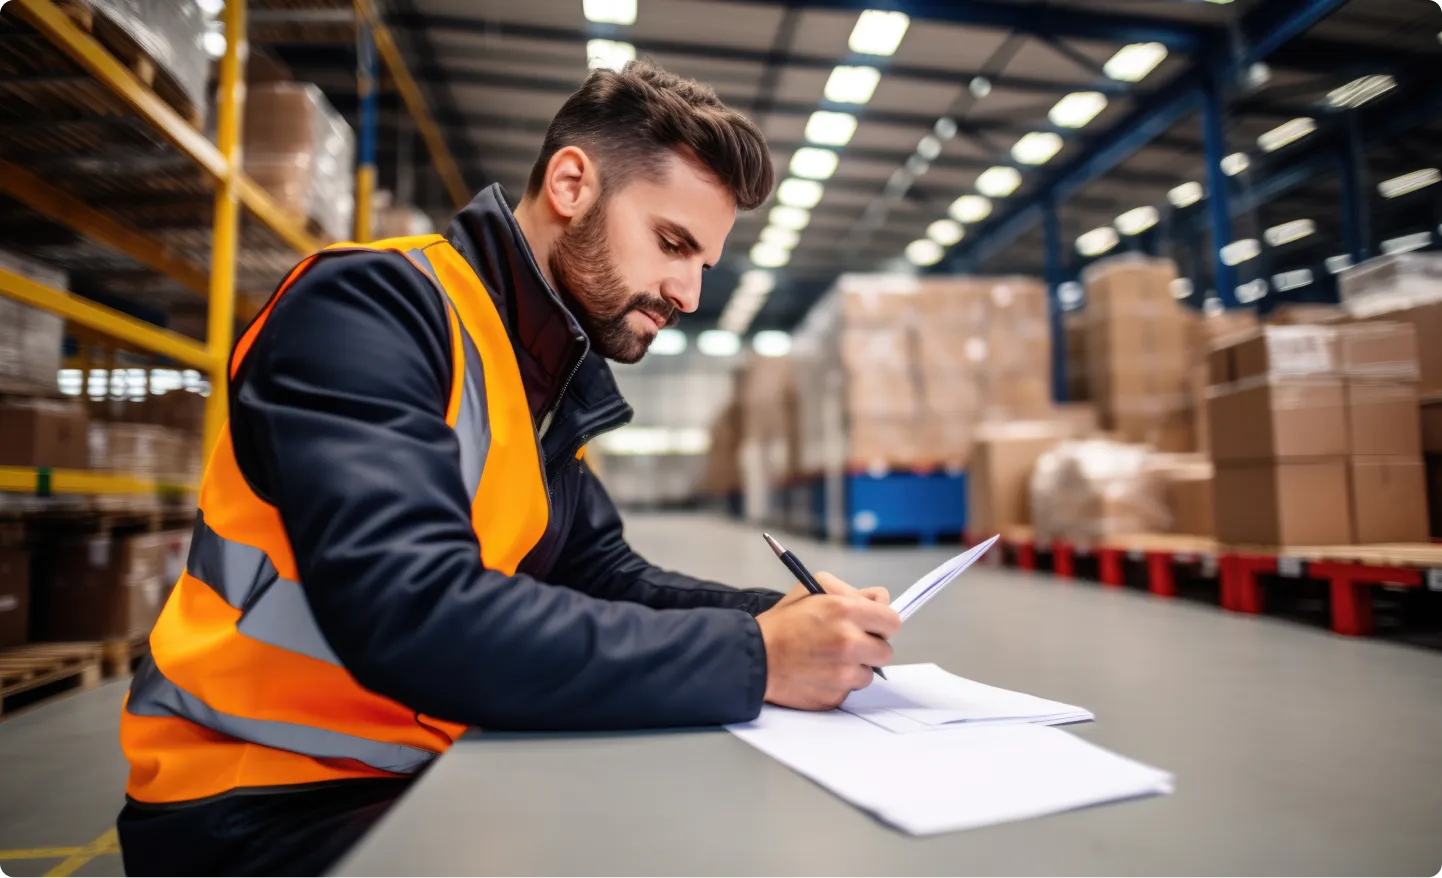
[444,184,632,442]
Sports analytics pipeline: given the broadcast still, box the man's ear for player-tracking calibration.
[543,146,600,220]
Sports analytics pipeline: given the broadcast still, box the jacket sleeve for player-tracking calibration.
[230,251,769,730]
[547,461,784,616]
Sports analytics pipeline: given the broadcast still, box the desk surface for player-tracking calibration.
[336,515,1442,876]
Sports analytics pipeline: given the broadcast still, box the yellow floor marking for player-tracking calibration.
[0,828,119,878]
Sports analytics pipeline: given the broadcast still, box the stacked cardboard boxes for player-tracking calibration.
[1030,439,1171,545]
[0,250,66,396]
[968,411,1099,537]
[1207,324,1427,545]
[735,354,799,523]
[243,83,356,242]
[32,529,191,642]
[1081,256,1194,451]
[1424,401,1442,537]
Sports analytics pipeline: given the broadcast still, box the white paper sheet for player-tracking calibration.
[727,707,1173,836]
[841,664,1093,732]
[890,536,1000,622]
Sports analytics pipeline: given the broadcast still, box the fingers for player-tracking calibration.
[847,630,893,669]
[839,597,903,639]
[858,586,890,605]
[815,571,859,597]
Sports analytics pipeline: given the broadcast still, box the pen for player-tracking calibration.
[762,533,887,680]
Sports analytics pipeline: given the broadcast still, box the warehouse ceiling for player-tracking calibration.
[254,0,1442,333]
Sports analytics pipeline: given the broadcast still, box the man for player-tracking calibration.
[117,60,900,875]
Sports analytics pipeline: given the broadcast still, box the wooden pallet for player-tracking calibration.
[101,632,149,678]
[0,643,103,717]
[55,0,204,127]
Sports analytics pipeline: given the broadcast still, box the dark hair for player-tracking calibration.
[525,59,775,210]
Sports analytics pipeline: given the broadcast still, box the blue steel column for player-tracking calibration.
[1043,196,1067,402]
[1200,81,1237,307]
[355,15,379,242]
[1337,112,1370,262]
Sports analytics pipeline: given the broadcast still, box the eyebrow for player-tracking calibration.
[657,219,710,267]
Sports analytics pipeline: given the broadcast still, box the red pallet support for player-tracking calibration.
[1015,541,1037,571]
[1146,552,1177,597]
[1220,553,1276,614]
[1308,561,1422,637]
[1096,548,1124,588]
[1052,541,1075,579]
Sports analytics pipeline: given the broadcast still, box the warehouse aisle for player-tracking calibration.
[3,513,1441,875]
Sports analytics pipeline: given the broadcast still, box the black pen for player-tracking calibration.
[762,533,887,680]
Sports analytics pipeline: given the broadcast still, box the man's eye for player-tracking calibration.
[659,237,680,254]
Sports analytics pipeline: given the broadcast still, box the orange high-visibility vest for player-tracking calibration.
[120,235,551,803]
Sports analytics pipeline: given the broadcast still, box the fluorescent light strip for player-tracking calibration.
[1272,269,1314,292]
[949,194,993,223]
[1011,131,1063,165]
[697,329,742,357]
[1115,205,1159,236]
[1220,238,1261,266]
[649,328,687,355]
[975,166,1022,198]
[1325,254,1354,274]
[752,331,792,358]
[906,239,944,266]
[1103,42,1167,82]
[583,0,636,25]
[760,225,800,249]
[1378,168,1440,198]
[926,219,964,246]
[1222,153,1250,176]
[768,206,811,231]
[1049,91,1107,128]
[750,242,791,267]
[805,111,858,146]
[1327,75,1395,109]
[789,147,838,181]
[776,178,824,209]
[1263,219,1315,246]
[849,10,909,56]
[586,39,635,71]
[1076,226,1119,256]
[1168,182,1203,208]
[1236,279,1268,304]
[824,65,881,105]
[1381,231,1433,255]
[1258,117,1316,153]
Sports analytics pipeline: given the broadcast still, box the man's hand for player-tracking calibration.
[755,578,902,711]
[772,571,890,610]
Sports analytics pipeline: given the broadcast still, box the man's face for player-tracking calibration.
[549,152,735,363]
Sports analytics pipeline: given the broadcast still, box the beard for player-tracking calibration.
[548,199,676,364]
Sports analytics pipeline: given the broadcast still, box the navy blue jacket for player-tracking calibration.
[228,184,780,731]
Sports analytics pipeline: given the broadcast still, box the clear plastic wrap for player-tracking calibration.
[0,251,66,394]
[243,84,355,242]
[1030,440,1171,544]
[66,0,209,115]
[1338,252,1442,316]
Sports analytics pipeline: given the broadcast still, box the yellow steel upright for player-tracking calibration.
[204,0,248,455]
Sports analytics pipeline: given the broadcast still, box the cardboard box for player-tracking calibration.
[1422,401,1442,455]
[968,424,1068,533]
[1207,346,1232,387]
[1357,301,1442,397]
[1166,469,1214,537]
[1338,323,1419,381]
[1350,457,1429,544]
[849,418,924,470]
[1346,382,1421,457]
[32,532,178,641]
[1214,459,1352,546]
[1207,379,1347,462]
[1427,454,1442,538]
[1265,304,1346,325]
[0,548,29,650]
[0,401,88,469]
[1231,326,1339,381]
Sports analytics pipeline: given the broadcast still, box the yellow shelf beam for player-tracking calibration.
[0,158,210,297]
[357,0,471,209]
[14,0,326,255]
[0,467,196,496]
[0,267,216,371]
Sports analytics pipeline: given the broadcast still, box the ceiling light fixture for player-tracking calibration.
[760,225,800,249]
[1220,238,1261,266]
[1327,74,1396,109]
[749,242,791,268]
[948,194,993,223]
[916,135,942,161]
[1273,269,1314,292]
[1076,226,1120,257]
[927,219,964,246]
[1057,281,1084,309]
[906,239,944,266]
[1236,279,1269,304]
[1263,218,1316,246]
[776,178,824,209]
[1378,168,1440,198]
[1114,205,1159,236]
[789,147,839,181]
[1168,181,1203,208]
[649,328,688,355]
[1011,131,1063,165]
[1325,254,1354,274]
[1103,42,1168,82]
[768,205,811,231]
[824,65,882,105]
[1381,231,1434,255]
[849,10,909,56]
[583,0,636,25]
[1049,91,1107,128]
[1221,152,1250,176]
[1258,117,1316,152]
[586,39,635,71]
[804,111,858,146]
[697,329,742,357]
[752,330,792,358]
[975,166,1022,198]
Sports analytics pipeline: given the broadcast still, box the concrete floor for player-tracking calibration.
[3,512,1441,875]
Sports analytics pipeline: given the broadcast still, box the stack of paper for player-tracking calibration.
[841,664,1093,733]
[890,535,1000,621]
[728,707,1173,836]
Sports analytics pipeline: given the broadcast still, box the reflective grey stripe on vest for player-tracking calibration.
[408,246,490,498]
[186,513,342,666]
[127,655,436,775]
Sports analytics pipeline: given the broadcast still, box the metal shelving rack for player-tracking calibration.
[0,0,467,497]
